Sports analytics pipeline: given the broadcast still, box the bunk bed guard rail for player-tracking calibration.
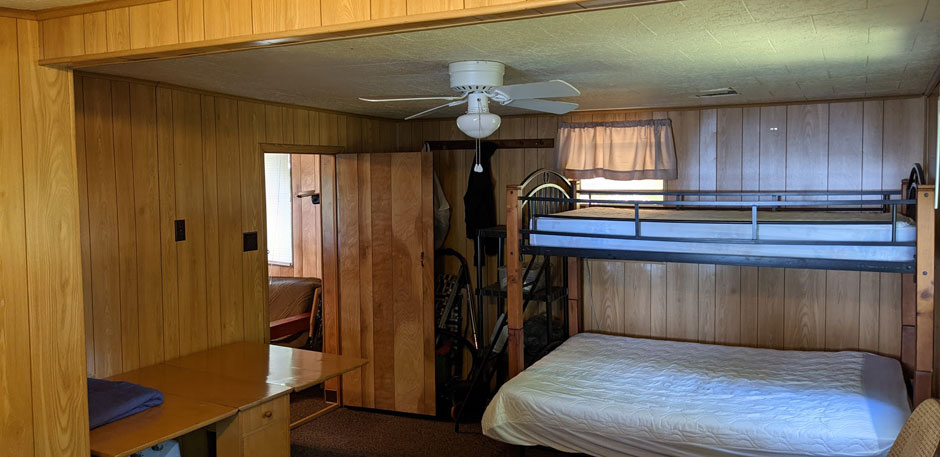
[516,182,917,274]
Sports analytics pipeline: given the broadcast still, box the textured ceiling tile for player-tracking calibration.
[765,85,807,98]
[827,62,874,79]
[814,2,926,29]
[88,0,940,119]
[742,0,866,22]
[926,0,940,20]
[799,85,837,97]
[868,0,928,9]
[630,0,755,34]
[820,75,868,87]
[913,31,940,51]
[708,16,816,44]
[899,78,928,91]
[899,61,939,80]
[865,77,903,89]
[869,27,918,51]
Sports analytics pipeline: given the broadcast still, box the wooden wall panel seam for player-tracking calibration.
[74,75,98,378]
[156,86,180,360]
[84,76,123,377]
[112,80,142,372]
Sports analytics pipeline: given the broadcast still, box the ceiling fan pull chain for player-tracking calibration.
[474,137,483,173]
[473,98,484,173]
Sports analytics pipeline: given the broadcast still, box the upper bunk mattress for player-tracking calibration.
[529,207,916,262]
[482,333,910,457]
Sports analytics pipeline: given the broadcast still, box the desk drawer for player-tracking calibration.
[242,395,288,434]
[243,420,289,457]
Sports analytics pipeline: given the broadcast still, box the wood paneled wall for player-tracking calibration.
[36,0,666,66]
[410,97,929,363]
[0,18,89,457]
[328,151,436,415]
[268,153,322,280]
[74,73,398,379]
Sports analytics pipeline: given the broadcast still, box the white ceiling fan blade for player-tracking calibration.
[360,95,466,103]
[404,99,468,120]
[493,80,580,101]
[505,98,579,115]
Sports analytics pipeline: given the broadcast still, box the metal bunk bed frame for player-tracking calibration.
[504,164,936,407]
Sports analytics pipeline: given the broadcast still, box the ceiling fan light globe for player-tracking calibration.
[457,112,501,139]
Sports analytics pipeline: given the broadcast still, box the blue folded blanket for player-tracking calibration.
[88,378,165,429]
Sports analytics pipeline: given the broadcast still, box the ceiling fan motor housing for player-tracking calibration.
[449,61,505,92]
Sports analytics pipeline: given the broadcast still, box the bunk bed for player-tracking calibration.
[483,165,936,457]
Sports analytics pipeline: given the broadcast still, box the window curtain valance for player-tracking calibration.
[556,119,678,180]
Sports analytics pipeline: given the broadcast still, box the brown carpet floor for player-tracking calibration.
[288,390,572,457]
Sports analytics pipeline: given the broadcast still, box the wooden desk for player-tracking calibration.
[89,394,235,457]
[166,342,368,391]
[90,344,367,457]
[167,342,368,429]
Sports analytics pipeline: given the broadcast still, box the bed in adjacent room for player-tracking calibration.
[482,333,911,457]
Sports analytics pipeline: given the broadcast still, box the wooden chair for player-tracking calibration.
[888,398,940,457]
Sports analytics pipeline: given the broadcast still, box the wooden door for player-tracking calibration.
[321,151,435,415]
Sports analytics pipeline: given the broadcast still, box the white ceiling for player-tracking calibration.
[0,0,99,9]
[88,0,940,119]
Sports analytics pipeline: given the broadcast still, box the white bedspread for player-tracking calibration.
[482,333,910,457]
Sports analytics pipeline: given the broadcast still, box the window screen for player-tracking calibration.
[579,177,664,202]
[265,153,293,266]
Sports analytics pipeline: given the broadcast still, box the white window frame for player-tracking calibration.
[264,153,293,267]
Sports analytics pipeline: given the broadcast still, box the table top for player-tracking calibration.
[165,342,369,391]
[109,363,292,411]
[89,393,235,457]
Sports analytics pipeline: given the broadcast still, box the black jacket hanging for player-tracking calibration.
[463,141,498,256]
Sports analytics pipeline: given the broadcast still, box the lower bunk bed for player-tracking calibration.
[482,333,909,457]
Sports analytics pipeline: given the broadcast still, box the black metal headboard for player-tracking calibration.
[906,163,926,218]
[519,169,576,233]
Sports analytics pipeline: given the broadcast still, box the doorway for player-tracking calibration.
[263,150,324,351]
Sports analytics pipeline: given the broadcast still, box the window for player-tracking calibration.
[579,177,664,203]
[265,153,293,266]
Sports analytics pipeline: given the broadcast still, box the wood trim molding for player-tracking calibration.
[40,0,673,68]
[0,7,37,19]
[425,139,554,150]
[36,0,165,20]
[260,143,346,155]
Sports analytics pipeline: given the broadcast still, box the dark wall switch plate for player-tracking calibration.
[243,232,258,252]
[174,220,186,241]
